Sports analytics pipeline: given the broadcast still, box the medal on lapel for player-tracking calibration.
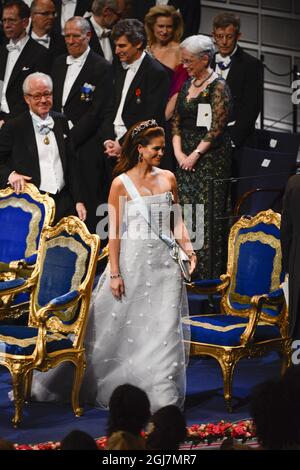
[135,88,141,104]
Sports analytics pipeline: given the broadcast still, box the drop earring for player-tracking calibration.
[138,153,143,163]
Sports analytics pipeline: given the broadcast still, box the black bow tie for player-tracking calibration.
[100,30,111,39]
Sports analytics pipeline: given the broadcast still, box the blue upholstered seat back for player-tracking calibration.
[229,222,284,308]
[0,193,45,262]
[34,232,89,323]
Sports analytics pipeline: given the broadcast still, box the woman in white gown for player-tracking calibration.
[32,120,196,412]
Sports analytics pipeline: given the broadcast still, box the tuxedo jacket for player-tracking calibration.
[102,53,170,141]
[0,110,81,202]
[212,46,263,148]
[131,0,201,37]
[29,29,67,62]
[0,38,51,119]
[52,0,92,35]
[86,17,115,61]
[51,49,113,149]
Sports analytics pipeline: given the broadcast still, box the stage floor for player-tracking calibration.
[0,353,280,445]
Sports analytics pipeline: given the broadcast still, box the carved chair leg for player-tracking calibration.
[280,340,292,376]
[24,370,33,401]
[220,354,236,413]
[72,357,86,417]
[11,371,26,427]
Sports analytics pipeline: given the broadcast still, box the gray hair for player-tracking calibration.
[23,72,53,95]
[65,16,91,34]
[180,34,215,63]
[92,0,118,16]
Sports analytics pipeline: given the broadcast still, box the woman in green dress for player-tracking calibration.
[172,34,232,278]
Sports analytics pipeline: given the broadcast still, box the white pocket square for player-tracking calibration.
[63,134,68,139]
[22,66,30,71]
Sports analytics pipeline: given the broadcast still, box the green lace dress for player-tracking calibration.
[172,77,232,278]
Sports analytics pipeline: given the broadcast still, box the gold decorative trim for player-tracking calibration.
[183,317,273,332]
[0,198,42,258]
[230,231,281,304]
[0,331,67,347]
[34,236,88,321]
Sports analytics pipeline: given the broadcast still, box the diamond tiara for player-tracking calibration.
[131,119,158,137]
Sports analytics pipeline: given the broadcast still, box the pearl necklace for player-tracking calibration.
[193,71,213,88]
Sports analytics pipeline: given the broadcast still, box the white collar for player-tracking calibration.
[90,15,104,38]
[8,34,29,51]
[122,51,146,72]
[66,46,90,66]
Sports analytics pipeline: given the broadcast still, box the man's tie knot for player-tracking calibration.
[6,42,20,53]
[66,55,82,66]
[100,29,111,39]
[34,116,55,135]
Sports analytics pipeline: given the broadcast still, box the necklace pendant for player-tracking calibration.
[44,135,50,145]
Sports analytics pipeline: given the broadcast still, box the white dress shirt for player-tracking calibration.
[113,51,146,140]
[90,15,113,63]
[156,0,169,5]
[31,30,50,49]
[30,112,65,194]
[0,35,29,114]
[62,46,90,108]
[61,0,77,33]
[215,45,238,80]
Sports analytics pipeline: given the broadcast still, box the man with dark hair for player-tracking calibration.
[0,0,50,124]
[211,11,263,149]
[103,18,170,158]
[131,0,201,38]
[30,0,67,59]
[51,16,113,232]
[87,0,119,61]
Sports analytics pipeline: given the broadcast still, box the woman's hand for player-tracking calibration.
[189,253,197,276]
[175,151,187,167]
[110,277,125,300]
[180,153,198,172]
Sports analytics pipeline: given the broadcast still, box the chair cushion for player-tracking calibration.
[230,301,281,318]
[184,314,281,346]
[0,325,72,356]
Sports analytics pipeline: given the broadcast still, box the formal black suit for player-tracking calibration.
[212,46,263,149]
[281,174,300,339]
[29,29,67,63]
[51,49,113,232]
[52,0,92,35]
[0,37,51,120]
[86,17,115,63]
[131,0,201,37]
[0,110,81,222]
[102,53,170,142]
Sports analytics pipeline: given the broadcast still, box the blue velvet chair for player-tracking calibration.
[0,216,100,426]
[184,209,292,411]
[0,183,55,319]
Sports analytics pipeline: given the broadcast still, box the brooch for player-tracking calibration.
[80,82,95,102]
[135,88,141,104]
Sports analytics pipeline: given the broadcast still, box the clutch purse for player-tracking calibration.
[170,241,191,283]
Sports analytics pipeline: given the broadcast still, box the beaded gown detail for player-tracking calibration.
[31,174,189,412]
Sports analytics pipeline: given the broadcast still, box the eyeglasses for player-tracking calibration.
[26,92,52,101]
[181,58,197,66]
[33,11,57,17]
[214,33,236,41]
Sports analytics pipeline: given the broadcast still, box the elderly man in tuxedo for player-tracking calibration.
[87,0,120,62]
[131,0,201,38]
[30,0,67,59]
[51,16,113,232]
[0,0,50,124]
[0,72,86,223]
[103,18,170,159]
[211,12,263,149]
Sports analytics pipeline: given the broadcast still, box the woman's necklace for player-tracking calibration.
[193,71,214,88]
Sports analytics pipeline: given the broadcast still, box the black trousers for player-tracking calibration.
[43,187,75,224]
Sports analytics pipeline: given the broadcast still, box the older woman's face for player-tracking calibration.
[153,15,174,44]
[180,48,207,77]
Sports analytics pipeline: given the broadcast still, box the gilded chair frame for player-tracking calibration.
[186,210,292,411]
[0,216,100,426]
[0,183,55,319]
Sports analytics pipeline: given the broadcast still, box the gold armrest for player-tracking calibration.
[187,274,231,295]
